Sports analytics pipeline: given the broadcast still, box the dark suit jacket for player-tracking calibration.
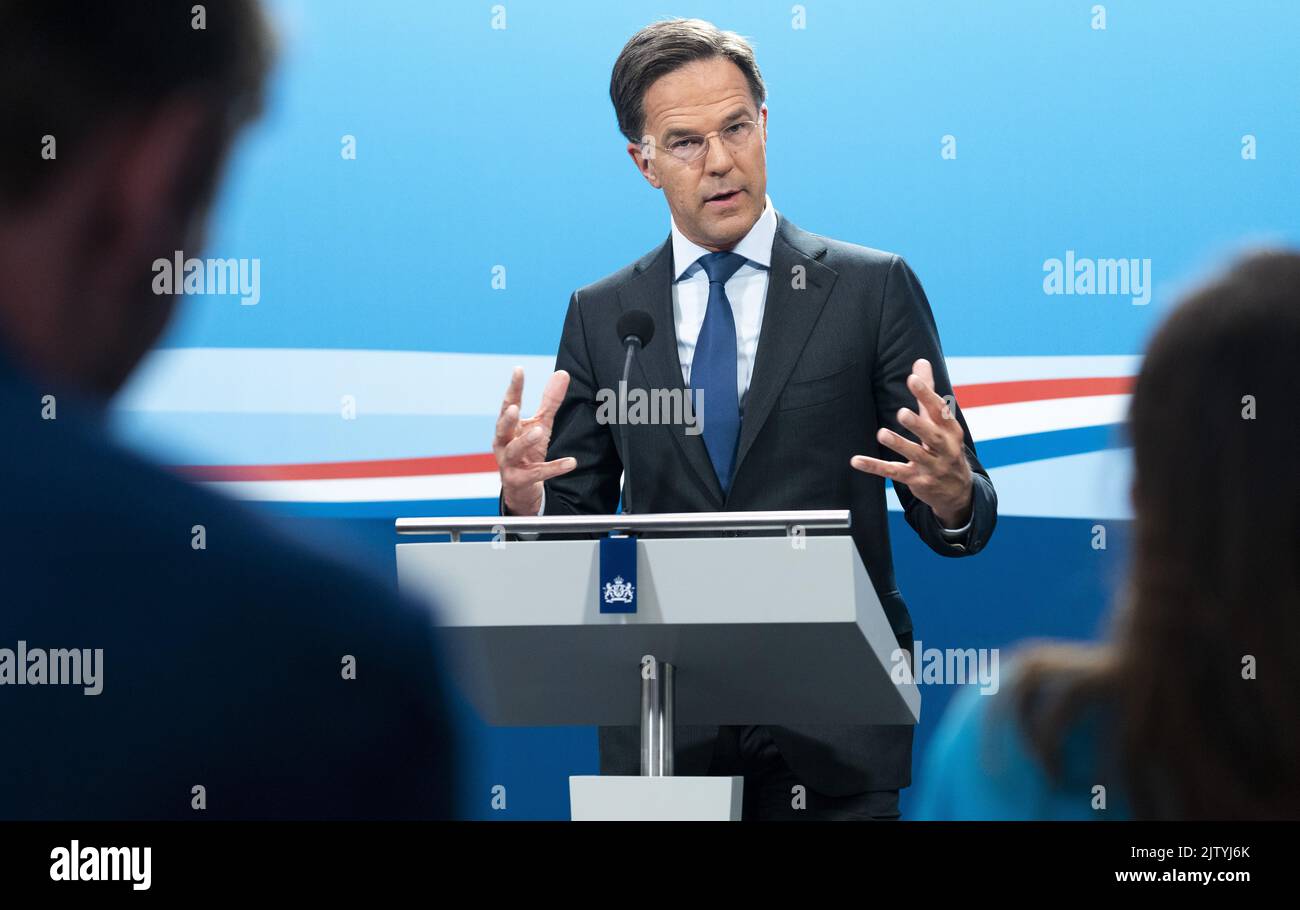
[0,352,457,819]
[512,214,997,795]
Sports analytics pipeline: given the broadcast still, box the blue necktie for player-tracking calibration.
[690,251,747,495]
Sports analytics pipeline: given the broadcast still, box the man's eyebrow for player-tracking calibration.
[660,107,753,143]
[660,124,696,144]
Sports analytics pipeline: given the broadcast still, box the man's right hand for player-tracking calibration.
[493,367,577,516]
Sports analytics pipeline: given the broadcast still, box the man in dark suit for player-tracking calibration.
[0,1,456,819]
[494,18,996,819]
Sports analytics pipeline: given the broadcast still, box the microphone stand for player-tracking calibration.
[619,340,639,515]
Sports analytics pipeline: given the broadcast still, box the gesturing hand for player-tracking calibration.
[850,358,973,528]
[493,367,577,516]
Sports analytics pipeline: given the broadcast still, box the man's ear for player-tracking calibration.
[626,138,663,190]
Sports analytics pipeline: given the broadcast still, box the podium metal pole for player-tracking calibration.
[639,656,675,777]
[640,657,658,775]
[663,662,675,776]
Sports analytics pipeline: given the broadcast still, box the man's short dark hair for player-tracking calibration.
[610,18,766,144]
[0,0,272,208]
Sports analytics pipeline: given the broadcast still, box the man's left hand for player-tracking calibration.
[850,358,974,528]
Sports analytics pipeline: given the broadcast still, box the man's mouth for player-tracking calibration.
[704,189,743,207]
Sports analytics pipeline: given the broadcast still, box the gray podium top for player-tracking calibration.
[395,530,921,728]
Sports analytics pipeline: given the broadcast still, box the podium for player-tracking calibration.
[394,510,920,821]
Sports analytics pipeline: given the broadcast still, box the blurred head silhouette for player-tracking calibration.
[0,0,271,398]
[1014,250,1300,819]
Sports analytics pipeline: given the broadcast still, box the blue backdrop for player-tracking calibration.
[110,0,1299,818]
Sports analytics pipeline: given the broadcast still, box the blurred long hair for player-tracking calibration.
[1010,251,1300,819]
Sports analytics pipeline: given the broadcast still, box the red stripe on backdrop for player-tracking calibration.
[175,452,498,482]
[172,376,1133,482]
[953,376,1133,408]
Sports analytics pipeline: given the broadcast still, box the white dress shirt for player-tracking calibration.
[670,194,777,410]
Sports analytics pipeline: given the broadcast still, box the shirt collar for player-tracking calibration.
[670,194,777,281]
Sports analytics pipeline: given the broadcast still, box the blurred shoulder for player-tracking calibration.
[3,386,439,648]
[913,660,1124,820]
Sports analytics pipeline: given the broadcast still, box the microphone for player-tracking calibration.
[617,310,655,349]
[615,310,655,515]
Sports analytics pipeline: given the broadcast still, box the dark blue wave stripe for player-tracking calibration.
[263,497,500,520]
[973,423,1128,470]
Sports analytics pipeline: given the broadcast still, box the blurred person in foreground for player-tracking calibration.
[914,251,1300,820]
[0,1,457,819]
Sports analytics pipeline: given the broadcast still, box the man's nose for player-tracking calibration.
[703,134,736,175]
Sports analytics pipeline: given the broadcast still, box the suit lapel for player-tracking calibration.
[615,215,837,508]
[730,216,837,488]
[618,238,726,506]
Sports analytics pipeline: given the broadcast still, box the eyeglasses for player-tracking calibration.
[643,120,762,163]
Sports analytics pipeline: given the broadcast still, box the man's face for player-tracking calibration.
[629,56,768,252]
[0,102,216,399]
